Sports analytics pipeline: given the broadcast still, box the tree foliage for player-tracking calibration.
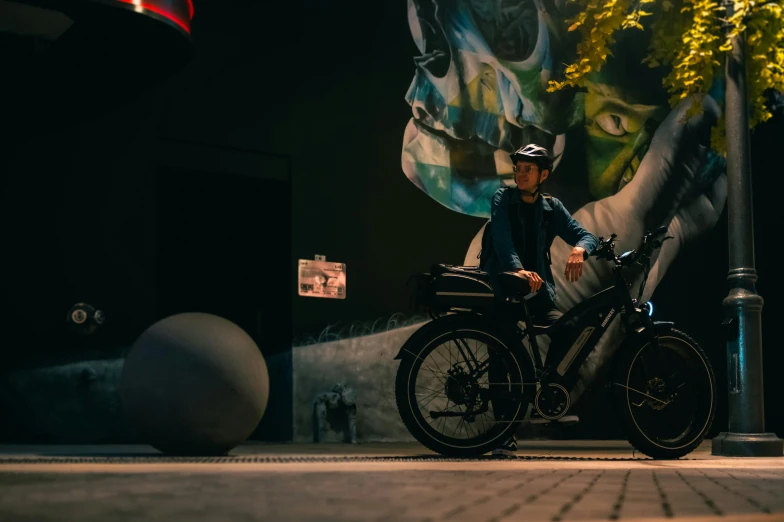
[548,0,784,153]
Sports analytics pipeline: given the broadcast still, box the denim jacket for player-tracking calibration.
[485,187,598,305]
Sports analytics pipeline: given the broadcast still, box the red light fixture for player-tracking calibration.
[113,0,194,34]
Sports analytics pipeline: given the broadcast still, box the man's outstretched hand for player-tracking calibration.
[565,246,587,282]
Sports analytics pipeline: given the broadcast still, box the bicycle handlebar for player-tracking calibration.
[592,227,673,266]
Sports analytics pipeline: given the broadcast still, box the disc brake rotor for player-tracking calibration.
[645,377,668,410]
[445,366,479,406]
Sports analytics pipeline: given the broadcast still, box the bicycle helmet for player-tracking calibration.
[509,143,553,172]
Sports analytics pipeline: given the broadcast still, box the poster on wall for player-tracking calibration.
[298,259,347,299]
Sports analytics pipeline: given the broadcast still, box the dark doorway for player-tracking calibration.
[156,167,292,440]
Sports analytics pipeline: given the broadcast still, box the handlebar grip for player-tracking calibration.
[645,226,668,240]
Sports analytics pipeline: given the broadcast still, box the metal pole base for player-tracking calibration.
[712,432,784,457]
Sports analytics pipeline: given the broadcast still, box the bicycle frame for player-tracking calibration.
[509,229,671,395]
[513,264,642,393]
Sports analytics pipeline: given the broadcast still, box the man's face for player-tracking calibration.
[513,161,547,193]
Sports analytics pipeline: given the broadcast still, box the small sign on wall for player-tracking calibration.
[298,258,346,299]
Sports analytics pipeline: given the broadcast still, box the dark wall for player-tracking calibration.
[285,1,484,339]
[2,0,470,352]
[750,115,784,437]
[0,89,163,363]
[0,0,296,441]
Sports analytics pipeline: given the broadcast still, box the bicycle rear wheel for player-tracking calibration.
[395,315,534,457]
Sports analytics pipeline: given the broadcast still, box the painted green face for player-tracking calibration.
[582,80,668,199]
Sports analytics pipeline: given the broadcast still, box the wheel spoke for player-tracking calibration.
[419,363,449,382]
[415,388,443,405]
[435,347,452,371]
[429,350,448,379]
[416,384,444,395]
[419,390,447,410]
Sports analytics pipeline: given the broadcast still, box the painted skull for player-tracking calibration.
[402,0,669,216]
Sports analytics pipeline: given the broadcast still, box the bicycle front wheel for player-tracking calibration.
[611,326,716,459]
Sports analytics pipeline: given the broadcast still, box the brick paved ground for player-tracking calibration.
[1,441,783,522]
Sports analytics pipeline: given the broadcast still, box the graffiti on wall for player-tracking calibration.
[401,0,727,393]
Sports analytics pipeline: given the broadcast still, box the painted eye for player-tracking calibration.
[595,113,630,136]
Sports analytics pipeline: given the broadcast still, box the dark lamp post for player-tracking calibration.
[711,1,783,457]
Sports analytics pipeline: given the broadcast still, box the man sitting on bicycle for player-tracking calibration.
[484,143,598,456]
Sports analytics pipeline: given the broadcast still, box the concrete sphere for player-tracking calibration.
[120,313,269,455]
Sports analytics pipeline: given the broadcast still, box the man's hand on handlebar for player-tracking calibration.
[514,269,544,292]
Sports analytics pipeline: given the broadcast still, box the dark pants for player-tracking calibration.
[525,294,567,365]
[526,293,563,326]
[489,293,567,423]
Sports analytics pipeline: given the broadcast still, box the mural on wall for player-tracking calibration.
[401,0,727,395]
